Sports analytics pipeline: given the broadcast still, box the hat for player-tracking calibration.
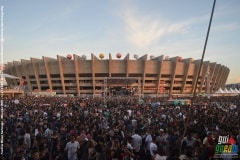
[160,129,164,132]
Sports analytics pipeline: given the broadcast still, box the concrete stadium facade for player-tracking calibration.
[4,53,230,97]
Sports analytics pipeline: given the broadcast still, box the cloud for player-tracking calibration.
[213,23,240,32]
[121,10,166,47]
[120,8,208,48]
[46,37,68,44]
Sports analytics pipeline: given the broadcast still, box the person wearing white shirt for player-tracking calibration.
[131,130,142,159]
[23,128,31,150]
[149,136,158,157]
[44,124,53,142]
[152,149,167,160]
[64,135,80,160]
[145,129,153,151]
[145,129,153,159]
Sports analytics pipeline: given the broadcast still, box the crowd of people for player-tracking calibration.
[1,94,240,160]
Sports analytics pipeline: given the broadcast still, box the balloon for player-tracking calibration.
[134,54,138,59]
[165,56,170,60]
[99,53,104,59]
[67,54,72,60]
[116,53,121,58]
[81,55,87,60]
[178,56,182,61]
[150,55,155,59]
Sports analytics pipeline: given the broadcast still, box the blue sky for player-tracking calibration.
[1,0,240,84]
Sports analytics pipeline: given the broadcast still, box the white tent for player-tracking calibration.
[2,78,7,86]
[213,87,239,96]
[229,88,235,93]
[1,73,20,86]
[215,88,224,94]
[223,88,230,93]
[213,88,224,96]
[234,88,240,93]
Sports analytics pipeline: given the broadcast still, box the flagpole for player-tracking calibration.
[192,0,216,101]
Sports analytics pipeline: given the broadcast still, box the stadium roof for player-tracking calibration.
[1,73,20,79]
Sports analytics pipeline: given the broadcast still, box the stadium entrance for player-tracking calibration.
[110,86,133,96]
[102,77,140,96]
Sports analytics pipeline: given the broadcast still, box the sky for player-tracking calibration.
[1,0,240,84]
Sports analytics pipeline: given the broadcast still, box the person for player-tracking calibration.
[152,149,167,160]
[94,135,104,160]
[156,129,167,154]
[44,123,53,159]
[182,132,196,157]
[182,132,196,148]
[122,136,135,160]
[202,131,212,146]
[131,130,142,159]
[111,138,122,160]
[149,136,158,159]
[50,130,59,160]
[88,140,96,160]
[168,129,180,156]
[2,95,240,160]
[44,124,53,142]
[32,151,40,160]
[145,128,153,160]
[64,135,80,160]
[200,135,215,160]
[78,138,89,160]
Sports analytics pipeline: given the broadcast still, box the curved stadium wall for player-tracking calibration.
[4,53,230,96]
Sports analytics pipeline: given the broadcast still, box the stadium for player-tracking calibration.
[3,53,230,97]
